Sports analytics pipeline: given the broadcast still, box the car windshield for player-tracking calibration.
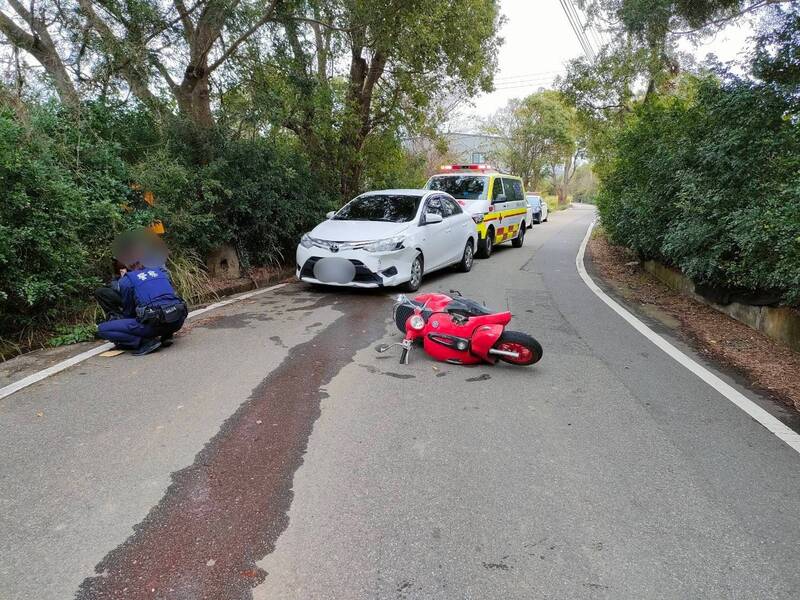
[527,195,541,206]
[333,194,422,222]
[426,176,489,200]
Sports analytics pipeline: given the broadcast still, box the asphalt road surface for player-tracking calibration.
[2,205,800,600]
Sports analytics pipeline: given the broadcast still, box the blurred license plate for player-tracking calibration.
[313,257,356,284]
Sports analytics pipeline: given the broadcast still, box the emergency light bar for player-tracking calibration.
[439,164,495,172]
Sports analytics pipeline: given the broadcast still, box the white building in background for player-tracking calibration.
[404,132,511,175]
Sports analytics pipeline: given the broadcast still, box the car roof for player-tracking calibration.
[430,171,522,179]
[362,189,441,197]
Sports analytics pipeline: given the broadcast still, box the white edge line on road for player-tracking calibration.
[0,282,290,401]
[577,220,800,455]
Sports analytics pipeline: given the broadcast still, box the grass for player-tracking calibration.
[168,251,219,306]
[0,252,218,362]
[543,194,571,212]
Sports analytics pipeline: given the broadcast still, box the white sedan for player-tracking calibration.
[297,189,476,291]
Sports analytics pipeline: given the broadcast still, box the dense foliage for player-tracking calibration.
[597,76,800,304]
[0,98,338,345]
[0,0,500,350]
[574,4,800,305]
[0,100,138,339]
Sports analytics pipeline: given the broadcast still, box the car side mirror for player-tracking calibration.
[424,213,443,225]
[325,211,336,219]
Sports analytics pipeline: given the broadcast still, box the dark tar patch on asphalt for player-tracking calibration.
[76,293,387,600]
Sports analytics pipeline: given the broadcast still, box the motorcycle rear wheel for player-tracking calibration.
[493,331,543,366]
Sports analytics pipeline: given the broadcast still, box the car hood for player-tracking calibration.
[310,219,411,242]
[457,199,490,216]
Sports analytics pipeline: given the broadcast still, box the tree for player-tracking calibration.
[752,3,800,106]
[0,0,289,129]
[485,90,579,197]
[0,0,79,106]
[244,0,501,199]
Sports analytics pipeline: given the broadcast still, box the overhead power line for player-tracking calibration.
[559,0,596,62]
[494,70,561,83]
[566,0,597,60]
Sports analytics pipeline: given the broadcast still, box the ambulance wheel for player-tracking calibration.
[493,331,543,366]
[458,240,474,272]
[512,224,526,248]
[403,255,423,292]
[477,229,494,259]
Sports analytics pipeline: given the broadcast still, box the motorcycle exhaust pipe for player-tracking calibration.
[488,348,520,359]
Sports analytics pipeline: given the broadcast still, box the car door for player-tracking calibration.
[442,196,471,263]
[489,177,506,243]
[501,178,526,238]
[420,195,449,270]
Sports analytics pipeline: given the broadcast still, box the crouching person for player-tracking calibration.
[97,263,188,356]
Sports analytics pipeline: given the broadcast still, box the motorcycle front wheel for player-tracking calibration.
[493,331,543,366]
[394,301,423,333]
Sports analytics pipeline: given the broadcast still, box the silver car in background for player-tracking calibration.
[525,193,549,226]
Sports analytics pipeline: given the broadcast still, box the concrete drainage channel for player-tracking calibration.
[642,260,800,353]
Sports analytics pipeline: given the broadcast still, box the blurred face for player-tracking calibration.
[112,229,169,268]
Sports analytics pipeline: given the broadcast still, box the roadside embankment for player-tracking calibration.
[588,230,800,414]
[641,261,800,354]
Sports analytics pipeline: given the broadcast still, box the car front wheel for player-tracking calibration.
[403,254,423,292]
[458,240,474,272]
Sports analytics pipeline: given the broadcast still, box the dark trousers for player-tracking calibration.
[95,287,123,319]
[97,316,185,349]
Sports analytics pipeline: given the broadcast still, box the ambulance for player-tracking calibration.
[424,165,529,258]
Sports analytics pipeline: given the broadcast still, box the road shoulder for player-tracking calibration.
[587,228,800,421]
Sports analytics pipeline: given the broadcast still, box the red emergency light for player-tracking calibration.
[439,164,494,172]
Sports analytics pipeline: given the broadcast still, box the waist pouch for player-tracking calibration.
[138,301,188,326]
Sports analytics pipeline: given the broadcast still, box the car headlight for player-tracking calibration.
[472,214,484,224]
[363,235,406,253]
[300,233,314,249]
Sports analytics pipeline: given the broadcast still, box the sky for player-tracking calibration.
[456,0,759,130]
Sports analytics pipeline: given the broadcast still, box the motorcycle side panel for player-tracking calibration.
[420,313,481,365]
[412,293,455,313]
[470,324,505,361]
[423,336,482,365]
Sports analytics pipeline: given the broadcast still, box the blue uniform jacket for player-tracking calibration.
[119,267,182,318]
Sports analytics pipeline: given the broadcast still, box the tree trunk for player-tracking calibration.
[176,61,214,130]
[340,44,386,200]
[0,4,79,107]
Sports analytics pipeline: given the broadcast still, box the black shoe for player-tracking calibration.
[160,333,174,347]
[133,338,162,356]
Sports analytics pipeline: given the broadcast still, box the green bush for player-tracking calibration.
[597,75,800,305]
[133,132,336,268]
[0,101,335,349]
[0,101,141,340]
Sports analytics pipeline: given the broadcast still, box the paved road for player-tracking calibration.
[2,205,800,600]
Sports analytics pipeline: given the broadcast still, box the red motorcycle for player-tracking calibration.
[377,291,543,366]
